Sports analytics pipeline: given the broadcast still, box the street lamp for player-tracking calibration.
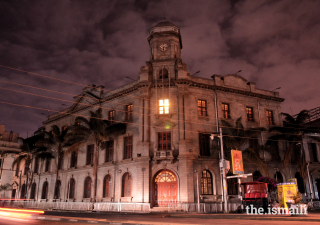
[211,128,228,213]
[191,71,200,76]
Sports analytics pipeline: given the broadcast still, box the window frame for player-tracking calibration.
[159,99,169,114]
[70,151,78,168]
[86,144,94,165]
[41,181,48,199]
[201,170,213,195]
[199,133,210,156]
[222,103,230,119]
[158,132,171,150]
[108,110,115,125]
[198,100,207,116]
[105,140,114,162]
[246,106,254,122]
[266,110,274,125]
[123,136,133,159]
[122,172,132,197]
[45,158,51,172]
[54,180,61,199]
[84,176,92,198]
[69,178,75,199]
[159,68,169,79]
[125,104,133,121]
[103,175,112,198]
[57,152,64,170]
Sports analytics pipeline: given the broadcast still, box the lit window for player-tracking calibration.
[159,99,169,114]
[222,103,230,119]
[246,107,254,121]
[109,110,115,125]
[198,100,207,116]
[266,110,274,125]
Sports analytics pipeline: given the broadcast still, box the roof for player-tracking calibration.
[154,20,177,28]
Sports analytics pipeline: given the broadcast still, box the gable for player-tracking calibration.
[223,74,249,90]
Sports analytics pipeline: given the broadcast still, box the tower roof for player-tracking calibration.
[154,20,177,28]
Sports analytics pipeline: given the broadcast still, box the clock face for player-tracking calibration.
[159,43,168,52]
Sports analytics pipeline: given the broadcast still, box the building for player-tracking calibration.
[9,20,299,210]
[0,124,20,199]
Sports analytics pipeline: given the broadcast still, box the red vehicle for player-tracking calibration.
[242,182,268,212]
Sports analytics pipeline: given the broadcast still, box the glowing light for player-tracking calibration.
[159,99,169,114]
[0,208,44,214]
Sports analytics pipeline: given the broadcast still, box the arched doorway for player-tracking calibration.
[154,170,178,207]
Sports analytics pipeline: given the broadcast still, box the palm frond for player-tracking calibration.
[243,148,270,177]
[12,155,25,169]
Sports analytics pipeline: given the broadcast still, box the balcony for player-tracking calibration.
[154,150,174,163]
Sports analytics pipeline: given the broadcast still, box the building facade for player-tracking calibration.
[10,20,319,208]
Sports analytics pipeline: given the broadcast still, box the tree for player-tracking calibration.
[220,117,270,176]
[72,108,126,202]
[36,125,83,200]
[3,137,49,199]
[267,110,320,182]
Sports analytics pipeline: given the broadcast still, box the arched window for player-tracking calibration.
[227,172,238,195]
[21,184,26,199]
[253,171,262,181]
[54,180,61,199]
[30,183,36,200]
[41,181,48,199]
[159,68,168,79]
[274,172,283,183]
[84,177,92,198]
[295,172,305,193]
[122,172,132,197]
[201,170,213,195]
[69,178,75,199]
[103,175,112,197]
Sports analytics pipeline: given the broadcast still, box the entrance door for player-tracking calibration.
[154,170,177,207]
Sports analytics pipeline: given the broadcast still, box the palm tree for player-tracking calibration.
[267,110,320,182]
[72,108,126,202]
[36,125,83,200]
[220,117,270,176]
[6,137,48,199]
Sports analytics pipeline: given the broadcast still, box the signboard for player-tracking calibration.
[231,150,244,175]
[277,182,297,209]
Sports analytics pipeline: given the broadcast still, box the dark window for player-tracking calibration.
[201,170,213,195]
[222,103,230,119]
[34,157,39,173]
[45,158,51,172]
[15,162,20,177]
[84,177,92,198]
[227,172,238,195]
[126,105,133,121]
[199,133,210,156]
[109,110,115,125]
[308,143,318,162]
[70,151,78,168]
[103,175,112,197]
[158,132,171,150]
[253,171,262,181]
[54,180,61,199]
[11,189,16,199]
[30,183,36,200]
[122,172,132,197]
[24,163,29,175]
[159,68,168,79]
[124,136,133,159]
[295,172,305,193]
[41,181,48,199]
[246,107,254,121]
[266,110,274,125]
[105,140,114,162]
[86,144,94,165]
[274,172,283,183]
[57,152,64,170]
[198,100,207,116]
[69,178,75,199]
[21,184,26,199]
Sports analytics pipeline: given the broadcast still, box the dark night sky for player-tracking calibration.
[0,0,320,138]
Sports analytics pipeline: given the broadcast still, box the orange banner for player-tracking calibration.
[231,150,244,174]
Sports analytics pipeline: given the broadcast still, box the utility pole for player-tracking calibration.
[211,128,228,213]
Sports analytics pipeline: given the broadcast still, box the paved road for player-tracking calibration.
[1,211,320,225]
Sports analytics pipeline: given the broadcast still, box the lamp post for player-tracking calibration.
[211,128,228,213]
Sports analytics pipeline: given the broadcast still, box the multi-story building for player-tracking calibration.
[10,20,297,209]
[0,124,20,199]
